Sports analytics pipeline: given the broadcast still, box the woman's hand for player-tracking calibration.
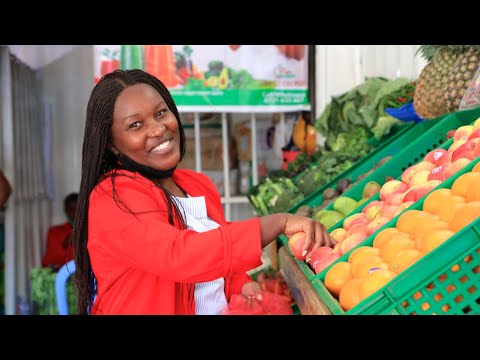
[241,281,264,301]
[283,214,337,262]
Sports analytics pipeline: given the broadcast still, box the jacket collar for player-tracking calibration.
[172,170,226,225]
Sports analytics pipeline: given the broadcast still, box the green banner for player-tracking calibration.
[94,45,310,112]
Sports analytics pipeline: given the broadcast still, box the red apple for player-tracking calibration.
[379,204,400,219]
[347,223,370,237]
[449,138,468,152]
[340,233,368,256]
[330,228,348,243]
[362,200,384,220]
[366,217,390,235]
[343,213,369,231]
[446,129,456,139]
[393,201,415,217]
[384,192,405,206]
[424,148,448,166]
[379,180,409,201]
[309,246,334,272]
[401,164,418,186]
[453,125,474,141]
[287,232,307,260]
[313,252,341,274]
[402,180,442,203]
[427,162,451,182]
[467,129,480,141]
[451,141,477,162]
[444,158,472,178]
[474,142,480,157]
[410,169,432,186]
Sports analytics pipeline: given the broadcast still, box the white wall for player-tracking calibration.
[36,45,427,224]
[315,45,427,119]
[37,46,94,224]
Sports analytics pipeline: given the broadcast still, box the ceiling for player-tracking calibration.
[7,45,85,70]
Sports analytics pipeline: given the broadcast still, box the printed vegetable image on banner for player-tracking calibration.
[93,45,310,112]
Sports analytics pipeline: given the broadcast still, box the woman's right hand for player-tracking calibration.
[282,214,336,261]
[259,213,336,261]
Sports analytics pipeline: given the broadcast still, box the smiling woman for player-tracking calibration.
[71,69,335,315]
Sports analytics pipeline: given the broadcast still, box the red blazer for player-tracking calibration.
[88,169,263,314]
[42,222,74,269]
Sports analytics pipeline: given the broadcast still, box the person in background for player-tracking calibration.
[72,69,336,315]
[42,192,78,270]
[0,169,12,253]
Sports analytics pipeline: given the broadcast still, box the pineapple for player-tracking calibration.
[443,46,480,112]
[414,45,480,119]
[413,62,437,119]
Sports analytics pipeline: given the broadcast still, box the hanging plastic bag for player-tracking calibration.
[384,102,424,123]
[222,291,293,315]
[460,67,480,111]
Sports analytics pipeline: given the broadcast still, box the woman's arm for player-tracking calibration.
[259,213,336,262]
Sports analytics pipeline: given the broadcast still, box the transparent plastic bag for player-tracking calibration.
[460,66,480,111]
[222,291,294,315]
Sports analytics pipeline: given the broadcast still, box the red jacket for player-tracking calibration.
[42,222,74,269]
[88,169,263,314]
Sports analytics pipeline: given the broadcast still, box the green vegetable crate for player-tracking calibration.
[312,156,480,315]
[288,120,433,214]
[249,122,417,217]
[291,122,415,183]
[280,107,480,281]
[318,107,480,215]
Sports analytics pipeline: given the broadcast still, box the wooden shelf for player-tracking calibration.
[278,246,332,315]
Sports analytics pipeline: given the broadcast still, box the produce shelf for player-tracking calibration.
[312,156,480,315]
[280,107,480,282]
[288,120,431,214]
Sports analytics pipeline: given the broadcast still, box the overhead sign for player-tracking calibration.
[94,45,310,113]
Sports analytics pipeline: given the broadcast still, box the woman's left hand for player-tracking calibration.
[241,281,263,301]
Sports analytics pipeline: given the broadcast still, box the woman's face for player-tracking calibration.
[110,83,181,171]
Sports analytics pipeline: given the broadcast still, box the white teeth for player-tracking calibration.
[152,140,170,152]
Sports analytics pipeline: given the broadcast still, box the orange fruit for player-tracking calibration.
[410,220,451,243]
[379,237,416,263]
[396,210,438,235]
[351,255,389,278]
[358,268,396,301]
[426,192,466,223]
[423,189,453,216]
[389,248,423,274]
[339,278,364,311]
[472,162,480,173]
[420,229,455,255]
[450,201,480,232]
[324,261,353,298]
[465,181,480,202]
[373,227,410,248]
[348,246,380,264]
[451,172,480,197]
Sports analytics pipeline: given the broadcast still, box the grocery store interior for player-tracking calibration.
[1,45,479,315]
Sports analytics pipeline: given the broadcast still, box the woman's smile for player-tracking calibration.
[150,138,174,154]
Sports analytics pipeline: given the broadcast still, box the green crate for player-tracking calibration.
[250,122,417,217]
[367,122,413,147]
[288,121,434,214]
[280,108,480,282]
[313,156,480,315]
[290,108,480,214]
[292,122,416,183]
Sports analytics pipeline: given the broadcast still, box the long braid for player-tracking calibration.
[72,69,187,315]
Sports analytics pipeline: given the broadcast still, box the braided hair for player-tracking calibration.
[72,69,187,315]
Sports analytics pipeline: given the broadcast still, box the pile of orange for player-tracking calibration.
[324,162,480,312]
